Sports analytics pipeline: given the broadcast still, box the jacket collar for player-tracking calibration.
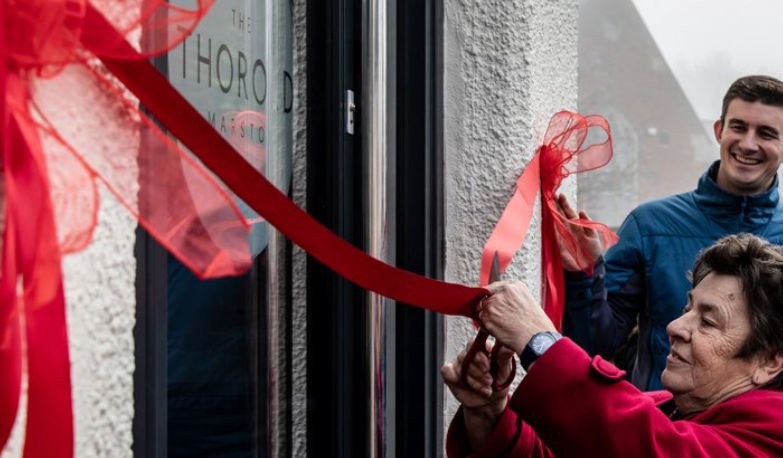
[693,161,780,229]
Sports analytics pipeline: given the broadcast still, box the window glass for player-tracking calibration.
[164,0,293,455]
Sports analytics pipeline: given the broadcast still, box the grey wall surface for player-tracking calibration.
[442,0,579,431]
[63,189,137,457]
[290,0,308,455]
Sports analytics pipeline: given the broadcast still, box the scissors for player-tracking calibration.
[460,252,517,392]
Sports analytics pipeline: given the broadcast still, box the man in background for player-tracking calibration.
[560,75,783,390]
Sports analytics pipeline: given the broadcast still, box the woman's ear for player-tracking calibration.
[752,353,783,386]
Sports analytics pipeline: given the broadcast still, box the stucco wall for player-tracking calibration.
[442,0,579,429]
[290,0,308,455]
[63,189,137,457]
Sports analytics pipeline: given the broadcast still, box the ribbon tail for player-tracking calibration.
[480,155,541,286]
[541,204,564,332]
[9,99,74,458]
[0,0,23,448]
[0,4,23,444]
[0,152,22,456]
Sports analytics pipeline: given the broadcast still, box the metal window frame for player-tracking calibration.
[305,0,444,454]
[132,51,170,458]
[394,0,445,455]
[305,0,367,454]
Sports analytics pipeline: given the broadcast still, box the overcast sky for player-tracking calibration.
[631,0,783,121]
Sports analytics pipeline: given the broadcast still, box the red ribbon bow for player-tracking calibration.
[480,111,619,330]
[1,1,255,456]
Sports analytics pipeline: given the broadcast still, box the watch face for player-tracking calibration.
[531,334,557,355]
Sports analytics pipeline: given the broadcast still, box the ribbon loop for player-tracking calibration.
[4,0,86,75]
[480,111,618,330]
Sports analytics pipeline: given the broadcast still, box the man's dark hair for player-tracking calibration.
[720,75,783,125]
[691,234,783,390]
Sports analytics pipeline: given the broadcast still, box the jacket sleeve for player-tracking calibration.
[562,212,646,359]
[510,338,783,457]
[446,404,554,458]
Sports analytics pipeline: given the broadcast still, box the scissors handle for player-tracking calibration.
[460,329,516,392]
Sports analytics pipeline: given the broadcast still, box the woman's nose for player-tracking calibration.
[667,314,691,342]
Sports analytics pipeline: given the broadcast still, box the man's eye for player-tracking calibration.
[701,319,714,328]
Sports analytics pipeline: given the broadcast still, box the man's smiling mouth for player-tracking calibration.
[733,153,762,165]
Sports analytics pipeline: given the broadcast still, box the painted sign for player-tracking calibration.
[169,0,293,256]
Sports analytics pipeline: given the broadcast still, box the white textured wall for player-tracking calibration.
[63,188,137,457]
[290,0,308,455]
[442,0,579,429]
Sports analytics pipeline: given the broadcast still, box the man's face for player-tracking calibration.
[714,99,783,195]
[661,273,758,411]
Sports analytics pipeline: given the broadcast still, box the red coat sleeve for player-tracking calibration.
[446,402,554,457]
[447,338,783,456]
[510,338,783,456]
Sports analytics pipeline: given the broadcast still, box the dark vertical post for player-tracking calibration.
[306,0,366,455]
[395,0,445,455]
[132,51,170,458]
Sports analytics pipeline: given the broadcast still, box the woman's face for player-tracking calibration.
[661,273,760,412]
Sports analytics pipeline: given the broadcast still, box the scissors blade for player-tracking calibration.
[488,252,501,284]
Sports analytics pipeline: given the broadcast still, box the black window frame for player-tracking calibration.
[305,0,445,455]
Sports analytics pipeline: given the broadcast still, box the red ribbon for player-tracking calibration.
[1,1,249,456]
[1,1,616,456]
[480,112,618,330]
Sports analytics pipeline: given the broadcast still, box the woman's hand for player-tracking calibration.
[481,281,556,353]
[441,340,513,411]
[441,340,515,451]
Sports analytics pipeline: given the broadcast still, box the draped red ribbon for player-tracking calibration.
[480,112,619,330]
[2,1,248,456]
[1,1,616,456]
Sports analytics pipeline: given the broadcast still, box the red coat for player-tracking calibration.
[447,338,783,457]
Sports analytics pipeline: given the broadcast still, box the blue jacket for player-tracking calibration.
[563,161,783,390]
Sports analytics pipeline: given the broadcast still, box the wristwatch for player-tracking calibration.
[519,331,562,371]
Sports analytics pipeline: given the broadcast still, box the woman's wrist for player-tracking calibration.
[463,396,507,423]
[462,397,508,452]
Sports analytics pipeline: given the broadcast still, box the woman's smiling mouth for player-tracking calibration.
[667,349,690,366]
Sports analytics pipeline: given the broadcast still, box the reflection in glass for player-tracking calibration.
[577,0,713,229]
[167,253,267,457]
[163,0,294,455]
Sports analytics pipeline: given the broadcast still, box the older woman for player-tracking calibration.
[442,234,783,456]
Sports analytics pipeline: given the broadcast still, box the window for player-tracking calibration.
[135,1,294,456]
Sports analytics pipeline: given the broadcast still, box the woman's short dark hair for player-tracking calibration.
[720,75,783,125]
[691,234,783,390]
